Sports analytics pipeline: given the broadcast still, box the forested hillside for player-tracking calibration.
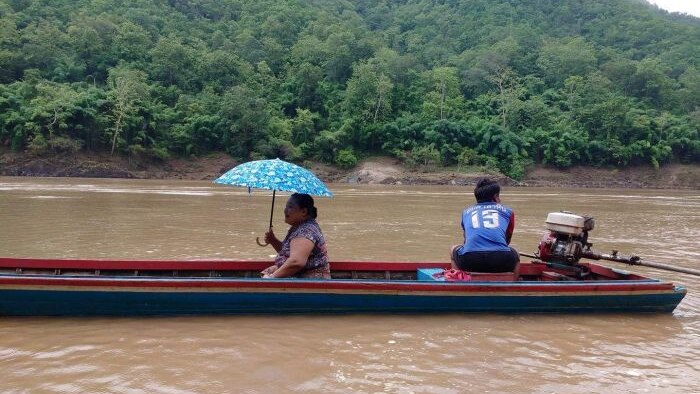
[0,0,698,178]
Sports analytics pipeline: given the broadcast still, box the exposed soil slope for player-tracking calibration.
[1,150,698,189]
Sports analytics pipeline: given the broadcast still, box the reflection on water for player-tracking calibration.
[0,177,698,393]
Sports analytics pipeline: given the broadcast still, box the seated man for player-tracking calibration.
[449,178,519,275]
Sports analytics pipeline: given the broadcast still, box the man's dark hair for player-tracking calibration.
[474,178,500,203]
[290,193,318,218]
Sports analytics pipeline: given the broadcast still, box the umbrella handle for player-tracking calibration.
[256,190,276,247]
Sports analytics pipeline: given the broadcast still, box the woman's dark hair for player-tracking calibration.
[474,178,500,203]
[289,193,317,219]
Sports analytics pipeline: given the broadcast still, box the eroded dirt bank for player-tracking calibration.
[1,150,698,189]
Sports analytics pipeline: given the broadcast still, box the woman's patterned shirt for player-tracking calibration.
[274,219,328,270]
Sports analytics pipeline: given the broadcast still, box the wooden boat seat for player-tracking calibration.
[541,271,574,281]
[469,272,518,281]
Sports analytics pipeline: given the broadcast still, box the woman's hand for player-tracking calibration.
[265,229,282,252]
[264,229,276,244]
[261,265,278,278]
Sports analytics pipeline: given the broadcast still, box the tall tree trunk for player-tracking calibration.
[111,112,123,156]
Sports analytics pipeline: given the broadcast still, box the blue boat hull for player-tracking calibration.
[0,285,686,316]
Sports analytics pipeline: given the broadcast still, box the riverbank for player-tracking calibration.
[1,150,698,189]
[325,158,700,189]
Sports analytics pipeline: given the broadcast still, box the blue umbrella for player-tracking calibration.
[214,158,333,245]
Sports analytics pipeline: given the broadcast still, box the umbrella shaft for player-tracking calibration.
[269,190,276,229]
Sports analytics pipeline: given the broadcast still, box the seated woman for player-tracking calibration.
[260,193,330,279]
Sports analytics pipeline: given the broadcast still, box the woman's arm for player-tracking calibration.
[268,237,314,278]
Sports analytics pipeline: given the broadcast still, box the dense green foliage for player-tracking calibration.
[0,0,698,178]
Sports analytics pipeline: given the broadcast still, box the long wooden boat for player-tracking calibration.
[0,257,686,316]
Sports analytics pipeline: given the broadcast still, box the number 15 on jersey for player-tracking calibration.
[470,209,500,229]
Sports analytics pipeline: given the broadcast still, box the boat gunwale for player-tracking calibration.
[0,258,447,271]
[0,257,684,294]
[0,273,680,294]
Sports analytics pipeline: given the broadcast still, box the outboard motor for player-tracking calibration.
[538,212,595,265]
[532,212,699,278]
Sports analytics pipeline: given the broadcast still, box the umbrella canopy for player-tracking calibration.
[214,158,332,197]
[214,158,332,246]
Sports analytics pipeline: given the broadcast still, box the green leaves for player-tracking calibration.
[107,66,149,155]
[343,59,394,125]
[0,0,697,173]
[536,37,597,87]
[420,67,464,122]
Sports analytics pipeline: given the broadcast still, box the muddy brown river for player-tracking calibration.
[0,177,698,393]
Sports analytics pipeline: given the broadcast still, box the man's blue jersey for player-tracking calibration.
[457,202,515,254]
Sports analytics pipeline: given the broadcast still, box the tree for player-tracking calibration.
[409,144,440,170]
[290,108,318,145]
[17,21,68,79]
[536,37,597,86]
[111,21,152,64]
[218,84,272,160]
[343,60,393,124]
[421,67,463,121]
[0,81,32,150]
[629,58,675,109]
[335,148,357,169]
[0,12,21,82]
[107,66,148,155]
[487,67,525,131]
[676,67,699,113]
[149,35,195,89]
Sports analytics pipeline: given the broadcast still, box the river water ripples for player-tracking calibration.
[0,177,698,393]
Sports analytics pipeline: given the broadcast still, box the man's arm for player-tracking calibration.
[505,212,515,244]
